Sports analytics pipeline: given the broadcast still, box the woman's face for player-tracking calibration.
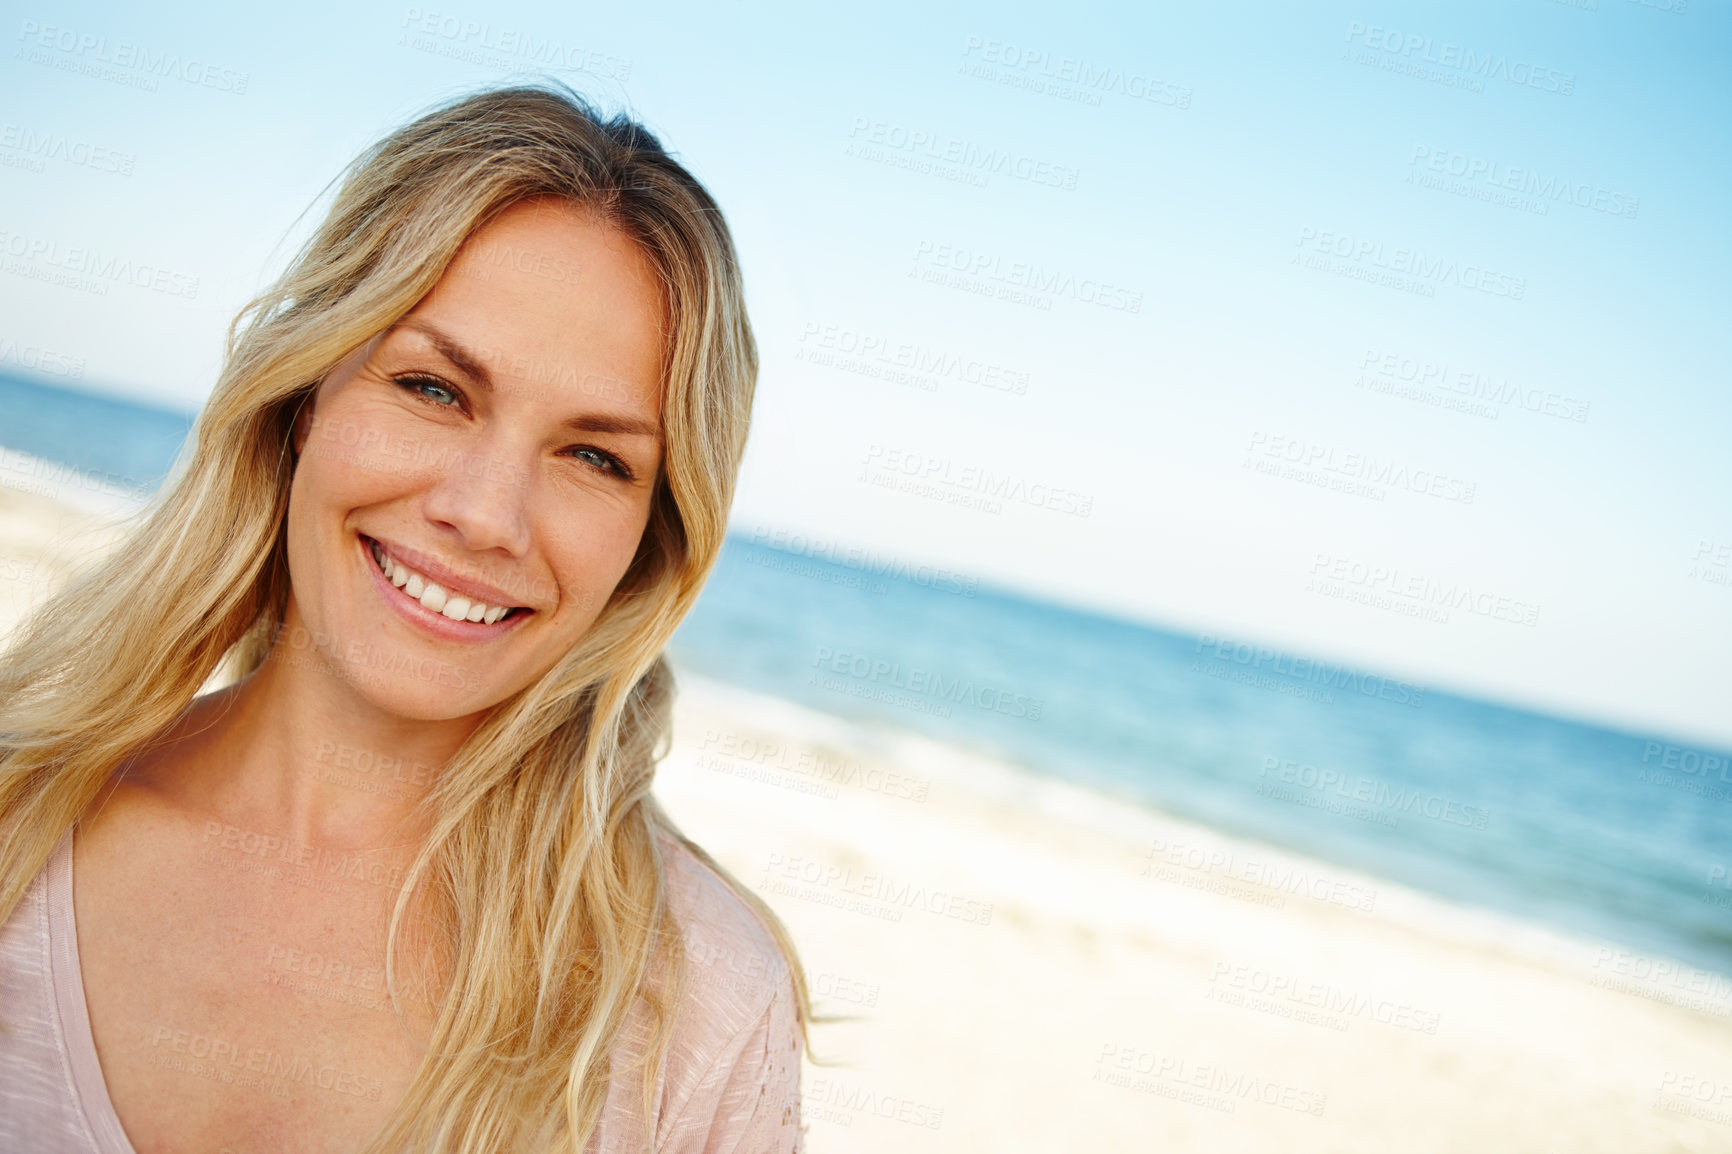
[284,196,667,720]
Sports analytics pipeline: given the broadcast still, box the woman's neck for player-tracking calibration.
[120,639,485,856]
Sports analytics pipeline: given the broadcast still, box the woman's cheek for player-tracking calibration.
[550,517,641,620]
[302,403,423,497]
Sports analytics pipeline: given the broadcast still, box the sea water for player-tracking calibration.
[0,370,194,493]
[670,535,1732,980]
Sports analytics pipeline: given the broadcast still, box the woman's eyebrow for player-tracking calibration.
[387,318,660,439]
[389,318,497,392]
[563,413,661,438]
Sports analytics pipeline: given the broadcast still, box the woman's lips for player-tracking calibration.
[359,534,532,642]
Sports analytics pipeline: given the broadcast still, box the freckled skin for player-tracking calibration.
[72,199,670,1152]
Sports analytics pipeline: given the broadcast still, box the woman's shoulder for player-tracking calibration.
[653,831,794,1030]
[593,833,805,1152]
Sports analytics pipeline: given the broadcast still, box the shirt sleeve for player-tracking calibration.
[674,968,806,1154]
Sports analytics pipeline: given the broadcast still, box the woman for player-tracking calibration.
[0,83,825,1153]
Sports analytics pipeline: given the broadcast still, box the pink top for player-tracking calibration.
[0,828,806,1152]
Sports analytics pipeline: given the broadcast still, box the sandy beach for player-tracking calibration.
[657,677,1732,1153]
[0,470,138,645]
[5,479,1730,1152]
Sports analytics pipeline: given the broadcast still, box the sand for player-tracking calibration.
[0,466,139,645]
[4,477,1729,1152]
[656,678,1732,1153]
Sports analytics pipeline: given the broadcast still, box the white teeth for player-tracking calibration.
[419,583,447,613]
[370,540,517,625]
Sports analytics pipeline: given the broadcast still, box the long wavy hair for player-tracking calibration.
[0,82,837,1151]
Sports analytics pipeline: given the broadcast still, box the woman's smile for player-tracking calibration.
[358,532,535,643]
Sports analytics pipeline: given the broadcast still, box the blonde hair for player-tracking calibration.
[0,82,840,1151]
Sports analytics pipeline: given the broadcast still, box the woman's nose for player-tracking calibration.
[418,438,534,558]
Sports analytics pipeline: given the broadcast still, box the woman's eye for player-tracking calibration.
[569,446,633,480]
[395,373,461,408]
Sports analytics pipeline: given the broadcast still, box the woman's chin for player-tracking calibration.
[302,649,497,723]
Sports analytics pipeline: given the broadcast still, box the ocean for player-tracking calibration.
[0,371,194,494]
[674,535,1732,978]
[6,369,1730,978]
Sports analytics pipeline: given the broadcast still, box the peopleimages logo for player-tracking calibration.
[1306,553,1540,627]
[0,226,200,299]
[1294,227,1526,300]
[1207,961,1442,1035]
[1143,838,1378,913]
[762,852,994,927]
[16,20,250,94]
[398,8,631,80]
[1257,756,1490,830]
[1407,146,1638,219]
[1641,742,1730,782]
[0,336,84,379]
[1190,634,1427,707]
[1243,430,1478,504]
[1093,1044,1327,1116]
[862,443,1094,517]
[745,525,980,596]
[959,35,1193,109]
[810,645,1043,720]
[911,239,1143,313]
[0,123,135,175]
[797,321,1031,396]
[847,116,1081,190]
[1343,22,1576,95]
[1357,349,1590,424]
[804,1075,945,1130]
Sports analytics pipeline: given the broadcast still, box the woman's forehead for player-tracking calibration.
[455,197,645,282]
[404,202,667,419]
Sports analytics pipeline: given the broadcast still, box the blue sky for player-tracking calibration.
[2,0,1728,744]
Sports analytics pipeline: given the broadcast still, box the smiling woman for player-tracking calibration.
[0,84,825,1153]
